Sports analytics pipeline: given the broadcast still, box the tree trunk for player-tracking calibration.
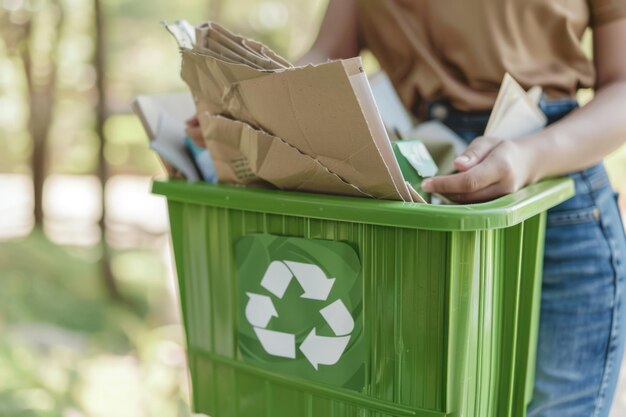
[20,12,60,226]
[94,0,122,303]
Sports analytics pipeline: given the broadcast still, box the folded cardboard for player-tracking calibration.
[157,21,543,204]
[179,22,421,202]
[201,114,373,197]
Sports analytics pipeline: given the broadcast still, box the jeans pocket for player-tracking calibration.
[544,206,613,291]
[547,206,601,227]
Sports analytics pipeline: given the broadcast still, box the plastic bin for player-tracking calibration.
[153,178,575,417]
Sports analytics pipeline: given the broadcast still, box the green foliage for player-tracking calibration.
[0,0,328,175]
[0,231,190,416]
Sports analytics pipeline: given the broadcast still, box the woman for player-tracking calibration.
[298,1,626,416]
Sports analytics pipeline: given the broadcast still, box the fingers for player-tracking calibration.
[185,125,204,147]
[454,136,502,172]
[443,182,510,203]
[186,116,199,127]
[421,139,528,203]
[422,157,501,194]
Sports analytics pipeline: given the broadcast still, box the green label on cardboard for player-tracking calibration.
[236,234,364,391]
[396,139,438,178]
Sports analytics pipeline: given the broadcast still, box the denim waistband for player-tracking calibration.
[425,97,579,143]
[424,97,611,192]
[568,162,611,195]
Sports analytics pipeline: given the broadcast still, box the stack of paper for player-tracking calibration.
[132,92,199,180]
[165,20,424,203]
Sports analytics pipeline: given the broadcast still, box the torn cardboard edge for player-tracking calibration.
[181,46,421,202]
[200,113,375,198]
[167,20,428,203]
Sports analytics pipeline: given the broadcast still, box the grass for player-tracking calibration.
[0,230,192,417]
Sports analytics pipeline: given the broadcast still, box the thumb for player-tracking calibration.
[454,136,502,171]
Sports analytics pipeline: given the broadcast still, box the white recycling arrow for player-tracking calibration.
[245,292,278,328]
[261,260,293,299]
[299,328,350,370]
[284,261,335,301]
[254,327,296,358]
[320,299,354,336]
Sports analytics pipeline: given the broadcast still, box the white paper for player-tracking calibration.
[162,20,196,49]
[369,72,415,136]
[410,121,468,155]
[132,93,199,180]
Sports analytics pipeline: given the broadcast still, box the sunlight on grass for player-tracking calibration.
[0,231,191,417]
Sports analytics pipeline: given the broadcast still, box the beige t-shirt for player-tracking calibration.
[357,0,626,113]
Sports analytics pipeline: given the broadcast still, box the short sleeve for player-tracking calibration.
[589,0,626,26]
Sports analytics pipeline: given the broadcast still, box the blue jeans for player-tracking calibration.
[427,99,626,417]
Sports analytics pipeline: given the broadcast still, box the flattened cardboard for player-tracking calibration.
[209,21,291,69]
[200,113,373,197]
[347,69,412,200]
[181,49,410,201]
[196,23,265,69]
[176,21,430,202]
[205,22,286,70]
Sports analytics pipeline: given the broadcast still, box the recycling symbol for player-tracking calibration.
[236,234,364,390]
[245,260,355,370]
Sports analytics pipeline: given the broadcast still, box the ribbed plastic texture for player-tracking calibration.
[154,178,574,417]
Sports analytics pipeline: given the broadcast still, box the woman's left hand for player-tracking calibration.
[420,135,536,203]
[185,116,205,147]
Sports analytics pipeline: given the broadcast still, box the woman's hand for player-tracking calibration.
[421,136,536,203]
[185,116,204,147]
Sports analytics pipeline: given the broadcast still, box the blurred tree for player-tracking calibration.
[1,1,64,225]
[94,0,121,303]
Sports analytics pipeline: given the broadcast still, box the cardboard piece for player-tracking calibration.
[200,114,373,197]
[197,21,291,70]
[484,73,547,139]
[160,21,428,202]
[369,72,415,137]
[180,25,417,201]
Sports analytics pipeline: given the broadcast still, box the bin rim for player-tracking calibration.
[152,177,574,231]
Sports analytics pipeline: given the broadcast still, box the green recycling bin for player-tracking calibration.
[152,178,575,417]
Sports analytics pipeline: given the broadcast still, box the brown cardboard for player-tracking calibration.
[180,21,426,202]
[207,23,285,70]
[182,50,412,201]
[199,25,267,69]
[200,113,373,197]
[208,21,291,69]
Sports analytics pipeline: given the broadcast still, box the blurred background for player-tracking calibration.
[0,0,624,416]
